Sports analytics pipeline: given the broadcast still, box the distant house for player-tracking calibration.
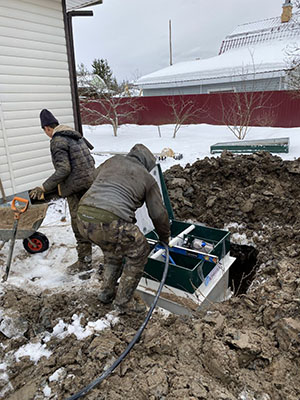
[77,73,106,98]
[0,0,102,199]
[136,0,299,96]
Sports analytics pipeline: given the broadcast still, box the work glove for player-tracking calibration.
[29,186,45,200]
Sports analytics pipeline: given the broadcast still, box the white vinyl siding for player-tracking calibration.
[142,77,282,96]
[0,0,75,198]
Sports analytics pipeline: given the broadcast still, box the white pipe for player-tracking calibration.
[150,224,195,260]
[0,101,16,193]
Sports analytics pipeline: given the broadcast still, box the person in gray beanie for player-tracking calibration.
[30,109,95,274]
[77,144,170,314]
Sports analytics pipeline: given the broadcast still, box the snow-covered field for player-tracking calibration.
[84,123,300,169]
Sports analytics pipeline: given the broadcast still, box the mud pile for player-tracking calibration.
[1,151,300,400]
[164,151,300,266]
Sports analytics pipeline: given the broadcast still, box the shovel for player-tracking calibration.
[2,197,29,282]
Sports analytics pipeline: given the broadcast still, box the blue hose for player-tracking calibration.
[66,242,170,400]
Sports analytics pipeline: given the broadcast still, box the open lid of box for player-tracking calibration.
[135,164,174,236]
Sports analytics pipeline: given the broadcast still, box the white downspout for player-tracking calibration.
[0,101,16,193]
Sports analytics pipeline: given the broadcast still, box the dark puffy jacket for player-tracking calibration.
[43,125,95,197]
[79,144,170,243]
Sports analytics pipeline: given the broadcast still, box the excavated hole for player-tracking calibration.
[229,243,259,296]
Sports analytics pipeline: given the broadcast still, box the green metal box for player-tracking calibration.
[210,137,289,154]
[139,165,231,294]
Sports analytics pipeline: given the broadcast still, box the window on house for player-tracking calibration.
[207,88,236,94]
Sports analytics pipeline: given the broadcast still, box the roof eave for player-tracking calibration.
[137,70,286,89]
[66,0,102,12]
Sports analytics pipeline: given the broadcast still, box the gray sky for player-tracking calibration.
[72,0,284,82]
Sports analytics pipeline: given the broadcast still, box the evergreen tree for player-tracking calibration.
[92,58,114,88]
[76,62,89,76]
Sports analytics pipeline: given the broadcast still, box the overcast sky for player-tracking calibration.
[72,0,284,82]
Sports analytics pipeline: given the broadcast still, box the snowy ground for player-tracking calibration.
[84,123,300,169]
[1,123,299,295]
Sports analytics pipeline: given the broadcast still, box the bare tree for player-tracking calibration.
[219,52,276,140]
[163,95,205,138]
[79,74,145,137]
[285,42,300,94]
[283,2,300,93]
[219,91,275,140]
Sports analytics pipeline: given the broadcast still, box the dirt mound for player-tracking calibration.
[1,151,300,400]
[165,151,300,266]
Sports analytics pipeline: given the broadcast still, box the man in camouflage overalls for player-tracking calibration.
[30,109,95,273]
[77,144,170,314]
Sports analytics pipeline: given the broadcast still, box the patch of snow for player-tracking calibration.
[0,362,8,382]
[43,384,51,397]
[87,312,119,331]
[224,222,247,230]
[231,232,249,245]
[46,313,119,342]
[14,342,52,364]
[252,231,264,242]
[49,367,66,382]
[0,315,28,339]
[66,314,94,339]
[154,307,171,318]
[239,389,256,400]
[0,381,13,399]
[239,389,270,400]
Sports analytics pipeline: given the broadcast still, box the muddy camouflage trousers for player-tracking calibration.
[67,191,92,261]
[77,217,150,307]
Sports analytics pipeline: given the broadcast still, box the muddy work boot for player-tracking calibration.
[113,299,146,316]
[67,256,92,275]
[98,289,116,304]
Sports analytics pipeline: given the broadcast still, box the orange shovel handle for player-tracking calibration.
[11,197,29,219]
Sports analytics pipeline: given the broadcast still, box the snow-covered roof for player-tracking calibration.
[229,16,291,37]
[136,39,293,89]
[220,14,300,54]
[137,10,300,90]
[77,73,105,89]
[66,0,102,12]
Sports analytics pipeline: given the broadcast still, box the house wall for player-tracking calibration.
[0,0,75,199]
[142,77,282,97]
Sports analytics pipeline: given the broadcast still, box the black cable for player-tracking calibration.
[66,242,170,400]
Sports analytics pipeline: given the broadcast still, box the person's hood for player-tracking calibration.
[127,144,156,172]
[52,125,81,140]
